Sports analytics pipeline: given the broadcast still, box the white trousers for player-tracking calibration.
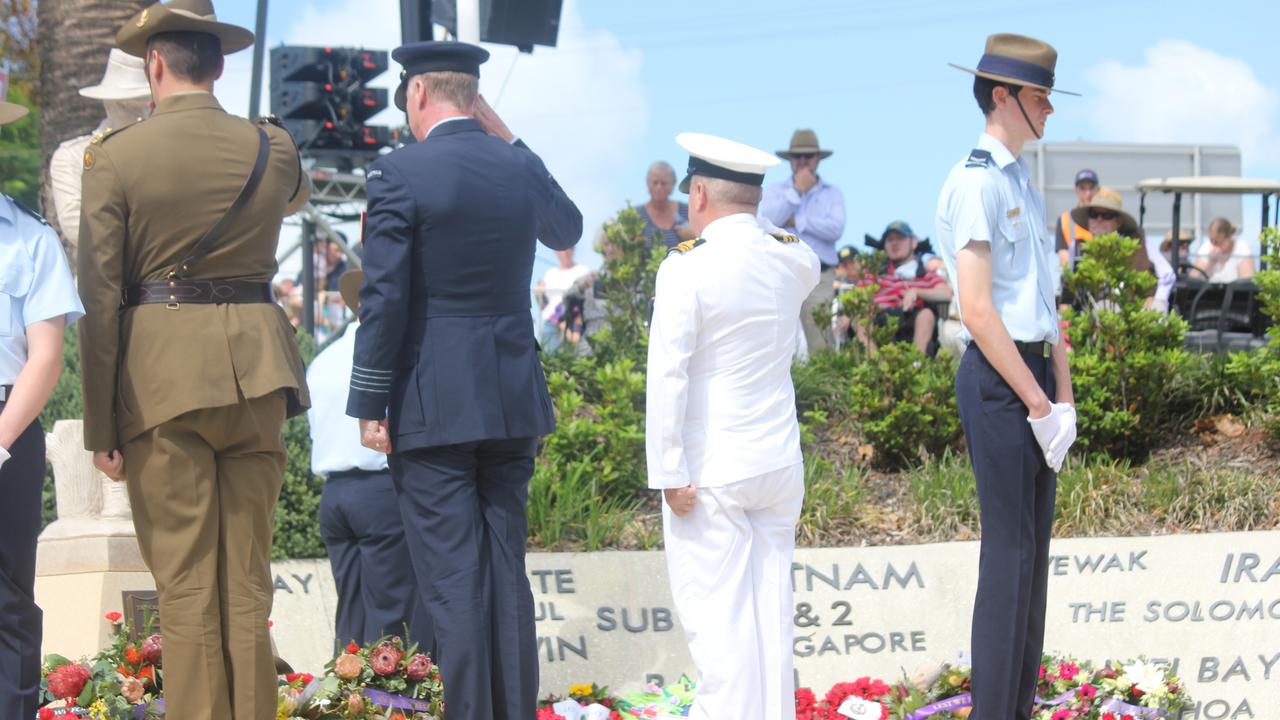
[663,463,805,720]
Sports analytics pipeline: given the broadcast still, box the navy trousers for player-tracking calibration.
[319,470,434,655]
[956,344,1057,720]
[0,414,44,720]
[389,437,539,720]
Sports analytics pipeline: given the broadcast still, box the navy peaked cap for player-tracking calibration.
[392,41,490,111]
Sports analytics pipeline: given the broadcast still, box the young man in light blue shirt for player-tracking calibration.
[0,78,85,719]
[937,33,1078,720]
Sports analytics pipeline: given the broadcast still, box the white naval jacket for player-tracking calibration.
[645,212,821,490]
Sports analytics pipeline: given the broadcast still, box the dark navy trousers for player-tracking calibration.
[0,413,44,720]
[319,470,433,655]
[956,344,1057,720]
[389,437,539,720]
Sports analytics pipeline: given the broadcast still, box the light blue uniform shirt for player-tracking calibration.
[307,322,389,477]
[936,133,1058,344]
[0,194,85,385]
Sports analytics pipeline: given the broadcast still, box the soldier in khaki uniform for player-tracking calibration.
[76,2,310,718]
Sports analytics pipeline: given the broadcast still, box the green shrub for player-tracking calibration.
[903,451,978,540]
[1246,226,1280,440]
[1062,231,1199,459]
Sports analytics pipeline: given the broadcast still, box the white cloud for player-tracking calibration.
[1086,40,1280,165]
[217,0,646,274]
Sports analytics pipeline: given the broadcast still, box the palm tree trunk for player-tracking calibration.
[37,0,155,257]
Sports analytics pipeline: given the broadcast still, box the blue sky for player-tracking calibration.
[213,0,1280,275]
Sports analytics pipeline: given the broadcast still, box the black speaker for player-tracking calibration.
[401,0,433,44]
[431,0,563,52]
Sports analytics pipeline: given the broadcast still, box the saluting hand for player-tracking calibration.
[664,484,698,517]
[93,450,127,482]
[360,418,393,455]
[473,94,515,143]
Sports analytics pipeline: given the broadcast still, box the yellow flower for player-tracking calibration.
[89,699,110,720]
[569,683,594,697]
[948,674,963,687]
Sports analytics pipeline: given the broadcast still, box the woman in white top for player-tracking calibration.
[1194,217,1254,283]
[535,247,592,351]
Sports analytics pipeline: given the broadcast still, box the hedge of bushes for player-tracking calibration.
[36,217,1280,556]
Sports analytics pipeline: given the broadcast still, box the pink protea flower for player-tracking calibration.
[334,652,363,680]
[370,642,404,676]
[405,653,433,681]
[140,634,163,666]
[121,676,146,704]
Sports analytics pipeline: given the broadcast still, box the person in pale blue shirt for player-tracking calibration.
[0,142,85,716]
[308,270,432,654]
[759,128,846,351]
[937,33,1078,720]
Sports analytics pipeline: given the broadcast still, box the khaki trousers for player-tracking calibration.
[800,268,835,353]
[122,391,286,720]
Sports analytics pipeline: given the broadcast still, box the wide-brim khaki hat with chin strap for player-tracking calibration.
[116,0,255,58]
[338,269,364,314]
[776,129,833,160]
[1071,187,1139,238]
[0,65,29,126]
[949,32,1079,96]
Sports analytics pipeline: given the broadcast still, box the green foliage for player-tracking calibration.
[1062,231,1199,459]
[271,332,324,560]
[529,206,661,548]
[1246,226,1280,440]
[903,451,978,540]
[0,83,40,207]
[797,456,869,546]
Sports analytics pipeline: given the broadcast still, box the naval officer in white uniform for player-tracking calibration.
[647,132,820,720]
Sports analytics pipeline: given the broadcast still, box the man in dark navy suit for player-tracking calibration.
[346,41,582,720]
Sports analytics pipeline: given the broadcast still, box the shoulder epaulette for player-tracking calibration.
[11,198,50,227]
[769,231,800,244]
[668,238,706,256]
[965,148,992,168]
[89,119,142,147]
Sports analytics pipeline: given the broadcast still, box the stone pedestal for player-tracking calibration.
[35,419,154,659]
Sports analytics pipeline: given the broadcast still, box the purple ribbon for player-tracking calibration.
[363,688,435,713]
[905,693,973,720]
[133,699,165,719]
[1099,698,1167,718]
[1035,690,1077,707]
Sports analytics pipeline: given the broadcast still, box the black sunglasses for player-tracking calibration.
[791,153,817,160]
[1088,210,1118,221]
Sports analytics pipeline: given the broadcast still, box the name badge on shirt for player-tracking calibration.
[1007,207,1022,219]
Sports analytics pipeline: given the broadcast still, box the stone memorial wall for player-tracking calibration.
[270,530,1280,720]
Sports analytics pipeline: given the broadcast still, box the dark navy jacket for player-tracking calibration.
[346,118,582,451]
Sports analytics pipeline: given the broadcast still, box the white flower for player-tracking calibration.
[1123,660,1169,696]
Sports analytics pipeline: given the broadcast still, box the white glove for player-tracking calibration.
[1028,402,1077,472]
[0,444,10,471]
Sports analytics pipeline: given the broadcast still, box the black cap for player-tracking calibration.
[392,41,490,111]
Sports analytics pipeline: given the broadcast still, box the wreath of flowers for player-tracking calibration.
[38,611,163,720]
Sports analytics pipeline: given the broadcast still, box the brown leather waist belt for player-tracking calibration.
[121,279,274,308]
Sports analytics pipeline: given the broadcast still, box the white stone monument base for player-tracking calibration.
[35,569,156,660]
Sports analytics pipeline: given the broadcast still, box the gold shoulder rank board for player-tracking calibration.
[668,238,706,256]
[769,231,800,244]
[83,148,95,170]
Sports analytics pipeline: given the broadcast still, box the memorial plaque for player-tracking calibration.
[271,530,1280,718]
[122,590,161,640]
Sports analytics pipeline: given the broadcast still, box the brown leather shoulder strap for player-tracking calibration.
[169,126,271,279]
